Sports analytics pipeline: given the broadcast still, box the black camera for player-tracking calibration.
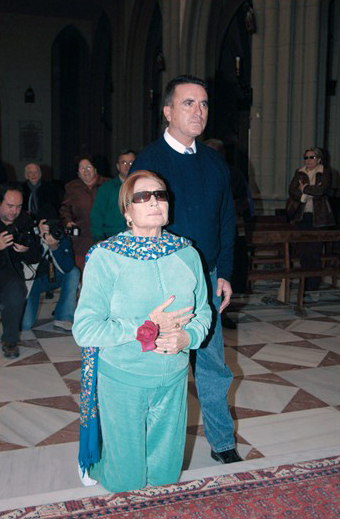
[45,219,64,240]
[6,223,39,247]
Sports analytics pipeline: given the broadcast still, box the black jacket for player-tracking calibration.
[22,180,62,221]
[0,212,42,280]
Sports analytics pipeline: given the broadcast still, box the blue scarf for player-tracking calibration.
[78,230,191,475]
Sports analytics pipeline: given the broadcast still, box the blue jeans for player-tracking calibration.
[191,270,235,452]
[21,266,80,330]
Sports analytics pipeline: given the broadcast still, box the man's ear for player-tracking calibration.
[163,105,171,123]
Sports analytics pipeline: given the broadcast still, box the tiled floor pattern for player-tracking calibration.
[1,283,340,509]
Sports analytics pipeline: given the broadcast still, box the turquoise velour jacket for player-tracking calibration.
[72,237,212,388]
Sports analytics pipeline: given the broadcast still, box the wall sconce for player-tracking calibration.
[25,86,35,103]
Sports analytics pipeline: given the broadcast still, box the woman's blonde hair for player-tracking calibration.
[119,170,167,216]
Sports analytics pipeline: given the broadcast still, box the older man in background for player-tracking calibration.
[22,163,61,221]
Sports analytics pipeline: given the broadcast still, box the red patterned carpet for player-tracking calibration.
[2,456,340,519]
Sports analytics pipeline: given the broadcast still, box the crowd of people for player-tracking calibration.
[1,74,339,494]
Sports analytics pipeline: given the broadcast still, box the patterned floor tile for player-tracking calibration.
[54,361,82,377]
[37,418,80,446]
[23,396,80,413]
[281,388,329,412]
[0,402,78,447]
[10,351,51,366]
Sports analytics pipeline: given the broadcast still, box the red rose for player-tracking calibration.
[136,320,159,352]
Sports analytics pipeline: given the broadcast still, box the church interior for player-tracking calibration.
[1,0,340,513]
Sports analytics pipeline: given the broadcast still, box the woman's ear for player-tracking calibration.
[124,210,132,227]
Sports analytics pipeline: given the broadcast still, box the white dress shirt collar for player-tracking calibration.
[164,128,197,154]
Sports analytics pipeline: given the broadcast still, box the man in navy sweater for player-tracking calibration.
[130,75,241,464]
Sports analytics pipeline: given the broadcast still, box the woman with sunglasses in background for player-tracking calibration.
[73,170,211,493]
[287,147,335,299]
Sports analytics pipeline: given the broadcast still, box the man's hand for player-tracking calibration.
[0,231,14,250]
[13,243,29,253]
[39,219,59,251]
[217,278,232,313]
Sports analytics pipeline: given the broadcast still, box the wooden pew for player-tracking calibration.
[246,225,340,312]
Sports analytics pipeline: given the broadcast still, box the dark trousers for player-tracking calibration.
[295,213,323,291]
[0,272,27,343]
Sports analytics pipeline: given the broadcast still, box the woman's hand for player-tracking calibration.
[149,295,194,333]
[298,180,306,193]
[154,329,190,354]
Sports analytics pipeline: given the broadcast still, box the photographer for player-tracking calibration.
[21,219,80,332]
[0,183,42,359]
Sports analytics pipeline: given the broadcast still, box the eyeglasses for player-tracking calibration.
[129,190,169,204]
[120,161,134,166]
[304,155,316,160]
[79,165,94,172]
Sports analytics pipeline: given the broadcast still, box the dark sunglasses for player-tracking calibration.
[304,155,316,160]
[130,190,169,204]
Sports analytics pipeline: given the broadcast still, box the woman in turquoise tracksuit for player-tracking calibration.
[73,170,211,493]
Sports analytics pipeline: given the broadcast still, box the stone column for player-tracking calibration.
[161,0,181,88]
[250,0,323,213]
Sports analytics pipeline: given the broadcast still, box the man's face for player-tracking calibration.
[25,164,42,185]
[117,153,136,181]
[0,190,23,225]
[163,83,209,146]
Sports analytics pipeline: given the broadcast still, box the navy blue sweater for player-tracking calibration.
[130,137,235,280]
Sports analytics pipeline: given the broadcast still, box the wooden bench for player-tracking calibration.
[246,226,340,312]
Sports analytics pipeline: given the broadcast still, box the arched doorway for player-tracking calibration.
[90,12,113,176]
[51,26,90,183]
[143,2,163,143]
[207,1,253,178]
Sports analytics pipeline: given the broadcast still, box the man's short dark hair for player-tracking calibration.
[164,75,208,106]
[117,149,137,161]
[0,182,23,203]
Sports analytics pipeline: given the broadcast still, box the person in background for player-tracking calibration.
[22,163,61,221]
[288,147,335,300]
[0,183,41,358]
[130,75,242,464]
[204,138,251,328]
[60,155,109,271]
[21,219,80,332]
[91,149,136,242]
[73,170,211,492]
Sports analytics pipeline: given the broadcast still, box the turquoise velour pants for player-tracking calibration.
[89,372,188,493]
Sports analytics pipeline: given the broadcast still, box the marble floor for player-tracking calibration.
[1,281,340,511]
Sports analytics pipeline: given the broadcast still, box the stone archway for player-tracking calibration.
[51,25,90,183]
[90,12,113,175]
[125,0,162,149]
